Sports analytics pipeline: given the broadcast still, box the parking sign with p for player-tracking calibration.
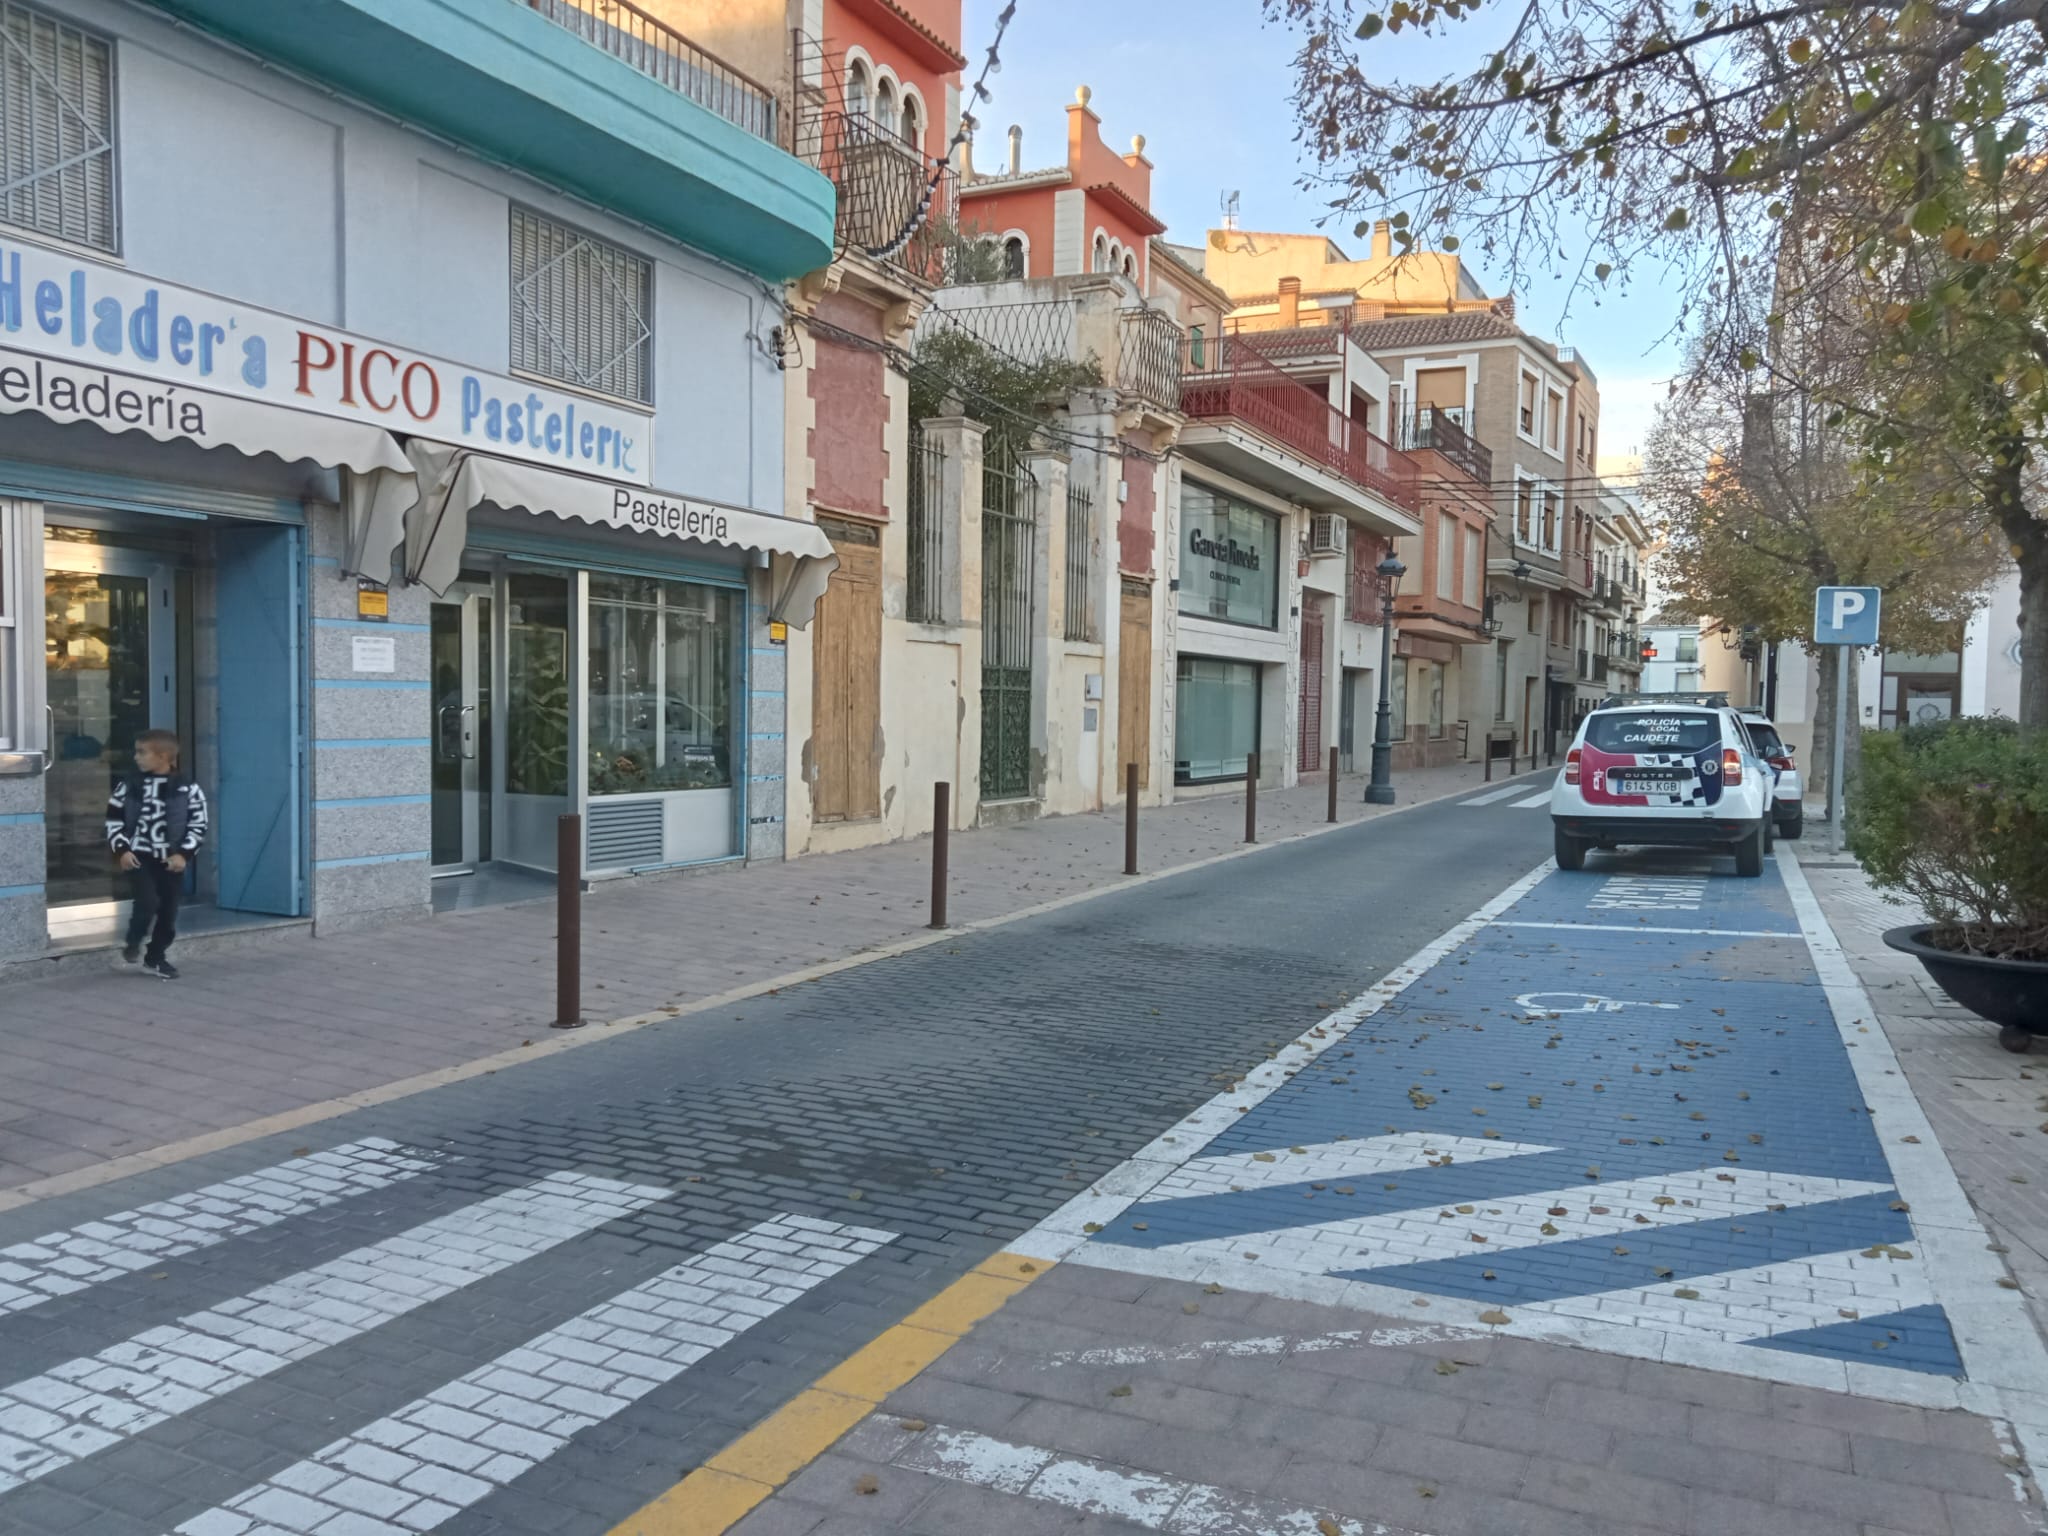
[1814,585,1883,647]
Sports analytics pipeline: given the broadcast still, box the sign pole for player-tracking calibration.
[1830,648,1850,854]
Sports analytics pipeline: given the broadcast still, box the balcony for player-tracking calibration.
[1119,307,1185,414]
[796,109,960,284]
[1180,335,1420,521]
[1396,406,1493,488]
[143,0,832,279]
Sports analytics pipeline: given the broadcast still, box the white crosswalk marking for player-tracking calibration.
[1513,1246,1936,1344]
[0,1172,666,1494]
[169,1215,895,1536]
[1146,1168,1892,1276]
[0,1140,438,1317]
[1146,1133,1555,1201]
[1512,792,1550,808]
[1460,785,1529,806]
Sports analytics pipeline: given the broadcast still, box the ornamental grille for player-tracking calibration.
[510,206,654,405]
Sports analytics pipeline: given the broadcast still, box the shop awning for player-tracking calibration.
[401,444,839,627]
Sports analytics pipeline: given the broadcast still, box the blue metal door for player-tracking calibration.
[214,524,305,915]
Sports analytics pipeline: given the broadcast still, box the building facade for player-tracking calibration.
[0,0,838,963]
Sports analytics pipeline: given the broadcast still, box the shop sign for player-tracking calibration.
[0,238,650,484]
[1179,483,1280,629]
[356,578,389,621]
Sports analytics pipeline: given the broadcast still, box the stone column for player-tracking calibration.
[1025,446,1070,811]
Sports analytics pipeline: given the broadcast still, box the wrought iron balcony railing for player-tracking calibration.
[795,109,959,282]
[1181,335,1419,512]
[526,0,779,144]
[1118,306,1184,413]
[1396,405,1493,488]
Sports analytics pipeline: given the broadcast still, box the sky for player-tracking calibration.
[960,0,1684,460]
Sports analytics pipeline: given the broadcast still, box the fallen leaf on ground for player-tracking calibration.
[1108,1385,1133,1398]
[898,1418,928,1431]
[1434,1359,1460,1376]
[855,1475,879,1496]
[1478,1309,1512,1325]
[1204,1283,1225,1295]
[1674,1288,1700,1300]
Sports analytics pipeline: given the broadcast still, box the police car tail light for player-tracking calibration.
[1723,748,1743,784]
[1564,747,1582,785]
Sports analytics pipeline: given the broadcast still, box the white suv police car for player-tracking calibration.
[1549,695,1776,876]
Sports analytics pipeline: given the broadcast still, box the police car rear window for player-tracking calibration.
[1585,713,1719,754]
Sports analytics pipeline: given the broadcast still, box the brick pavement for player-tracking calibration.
[0,759,1540,1195]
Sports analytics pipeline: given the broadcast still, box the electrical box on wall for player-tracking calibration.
[1084,673,1103,701]
[1118,480,1129,502]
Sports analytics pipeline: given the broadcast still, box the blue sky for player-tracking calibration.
[962,0,1682,459]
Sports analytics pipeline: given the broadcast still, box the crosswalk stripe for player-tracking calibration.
[1460,785,1529,806]
[1512,1246,1935,1345]
[170,1215,894,1536]
[1512,793,1551,808]
[1143,1168,1893,1276]
[0,1139,439,1317]
[1145,1132,1555,1202]
[0,1171,667,1494]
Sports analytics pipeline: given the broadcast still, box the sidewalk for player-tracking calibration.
[1792,836,2048,1341]
[0,758,1542,1200]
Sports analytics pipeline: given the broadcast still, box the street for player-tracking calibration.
[1,788,2041,1536]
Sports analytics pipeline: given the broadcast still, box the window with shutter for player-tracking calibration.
[0,2,116,253]
[509,207,654,405]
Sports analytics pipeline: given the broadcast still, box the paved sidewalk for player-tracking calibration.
[0,759,1544,1196]
[1793,839,2048,1341]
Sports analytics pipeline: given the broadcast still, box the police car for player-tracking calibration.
[1739,710,1805,840]
[1549,693,1777,876]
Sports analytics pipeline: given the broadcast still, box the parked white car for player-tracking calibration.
[1550,699,1777,876]
[1739,711,1804,840]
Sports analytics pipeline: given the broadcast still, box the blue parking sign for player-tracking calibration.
[1814,585,1883,646]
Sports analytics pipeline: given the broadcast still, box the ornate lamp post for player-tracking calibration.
[1365,553,1407,805]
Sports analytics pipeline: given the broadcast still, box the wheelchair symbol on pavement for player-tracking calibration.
[1516,991,1682,1014]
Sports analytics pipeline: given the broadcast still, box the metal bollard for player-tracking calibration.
[1327,746,1339,823]
[1244,752,1258,844]
[552,813,584,1029]
[1485,744,1494,783]
[1124,763,1139,876]
[930,782,950,930]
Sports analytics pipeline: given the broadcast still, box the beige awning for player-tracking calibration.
[402,444,839,627]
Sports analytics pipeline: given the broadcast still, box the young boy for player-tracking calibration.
[105,729,210,980]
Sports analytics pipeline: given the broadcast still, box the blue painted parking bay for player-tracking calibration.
[1086,861,1962,1378]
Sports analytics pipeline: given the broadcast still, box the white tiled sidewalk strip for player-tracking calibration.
[1147,1133,1555,1202]
[885,1419,1434,1536]
[170,1216,897,1536]
[1513,1246,1935,1344]
[0,1139,439,1315]
[0,1171,667,1493]
[1149,1168,1893,1275]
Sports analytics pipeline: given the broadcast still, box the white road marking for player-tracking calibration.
[1512,793,1551,808]
[1038,1323,1487,1371]
[170,1216,894,1536]
[0,1139,439,1316]
[1513,1246,1935,1344]
[886,1419,1433,1536]
[1492,920,1800,937]
[0,1172,666,1493]
[1588,875,1707,911]
[1143,1168,1893,1277]
[1145,1133,1555,1201]
[1459,785,1528,806]
[1512,991,1679,1014]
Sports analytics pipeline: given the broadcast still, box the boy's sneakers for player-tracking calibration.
[121,942,142,964]
[145,958,179,981]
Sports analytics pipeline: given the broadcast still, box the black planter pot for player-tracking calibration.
[1883,924,2048,1054]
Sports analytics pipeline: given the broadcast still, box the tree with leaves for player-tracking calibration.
[1262,0,2048,721]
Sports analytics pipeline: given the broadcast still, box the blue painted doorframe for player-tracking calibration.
[214,524,306,915]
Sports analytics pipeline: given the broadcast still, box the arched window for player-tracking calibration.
[845,61,869,119]
[874,79,895,130]
[900,94,921,149]
[1092,234,1108,273]
[1122,251,1136,278]
[1002,236,1025,279]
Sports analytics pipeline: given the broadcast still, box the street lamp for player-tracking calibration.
[1365,553,1407,805]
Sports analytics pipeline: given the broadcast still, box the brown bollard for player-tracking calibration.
[1124,763,1140,876]
[1485,743,1494,783]
[930,782,950,929]
[552,813,585,1029]
[1327,745,1340,823]
[1244,752,1259,844]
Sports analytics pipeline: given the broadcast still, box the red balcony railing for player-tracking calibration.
[1182,335,1419,512]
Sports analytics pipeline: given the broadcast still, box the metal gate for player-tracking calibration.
[981,438,1037,800]
[1298,601,1325,768]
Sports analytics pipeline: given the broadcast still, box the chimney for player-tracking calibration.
[1371,221,1392,259]
[1277,276,1301,328]
[1007,124,1022,176]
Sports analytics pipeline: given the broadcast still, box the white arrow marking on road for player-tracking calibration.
[1514,991,1681,1014]
[0,1139,439,1317]
[169,1215,895,1536]
[0,1171,667,1494]
[1146,1133,1556,1202]
[1143,1168,1893,1277]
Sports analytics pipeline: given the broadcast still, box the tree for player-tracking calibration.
[1260,0,2048,720]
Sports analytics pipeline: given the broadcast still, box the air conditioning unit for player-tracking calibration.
[1307,513,1344,557]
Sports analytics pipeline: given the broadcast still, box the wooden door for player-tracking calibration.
[812,518,882,822]
[1118,579,1152,791]
[1298,601,1325,768]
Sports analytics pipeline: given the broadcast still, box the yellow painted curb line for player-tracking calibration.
[606,1252,1050,1536]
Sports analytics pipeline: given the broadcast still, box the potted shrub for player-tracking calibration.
[1849,717,2048,1052]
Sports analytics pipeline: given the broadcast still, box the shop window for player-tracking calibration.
[505,574,571,799]
[1178,482,1280,629]
[510,206,654,405]
[0,3,116,253]
[1174,655,1259,783]
[1414,658,1445,737]
[587,575,737,795]
[0,498,21,753]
